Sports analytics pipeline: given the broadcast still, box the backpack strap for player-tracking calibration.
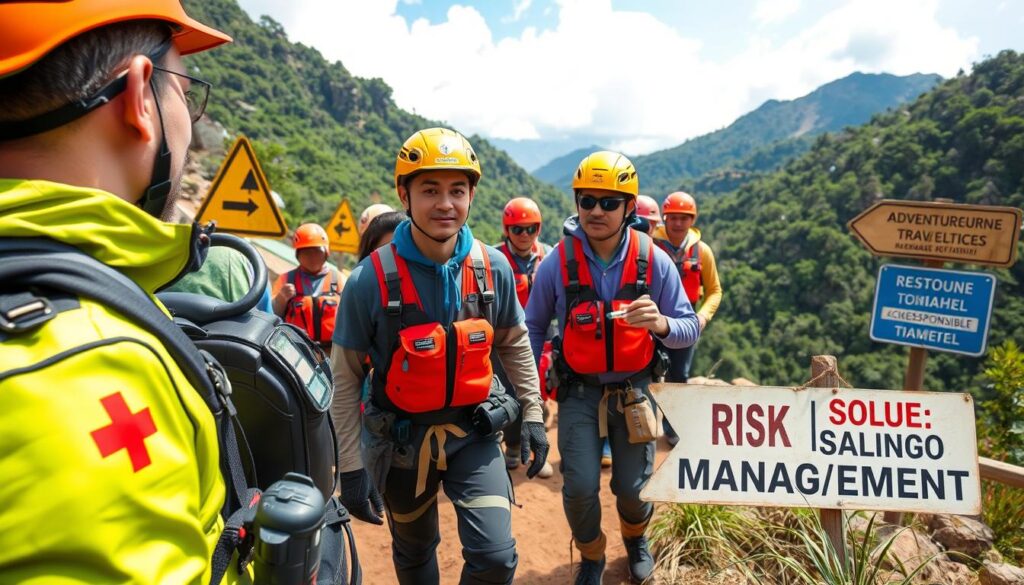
[687,240,701,274]
[466,240,495,304]
[0,238,257,585]
[289,268,303,297]
[636,232,652,295]
[560,237,594,302]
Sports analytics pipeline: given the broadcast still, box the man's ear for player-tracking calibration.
[397,184,411,211]
[122,55,156,142]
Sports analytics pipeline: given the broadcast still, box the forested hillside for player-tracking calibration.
[534,73,939,197]
[695,51,1024,393]
[181,0,573,244]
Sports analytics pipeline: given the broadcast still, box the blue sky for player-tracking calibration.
[238,0,1024,156]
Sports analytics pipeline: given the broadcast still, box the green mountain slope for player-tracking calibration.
[693,51,1024,392]
[533,73,940,197]
[531,145,607,192]
[636,72,942,196]
[182,0,573,246]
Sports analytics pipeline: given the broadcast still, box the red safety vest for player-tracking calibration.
[370,241,496,414]
[657,238,701,304]
[281,268,341,344]
[498,241,545,308]
[559,229,655,376]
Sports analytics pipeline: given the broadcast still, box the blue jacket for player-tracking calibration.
[525,217,700,384]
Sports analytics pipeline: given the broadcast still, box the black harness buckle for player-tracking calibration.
[0,293,56,333]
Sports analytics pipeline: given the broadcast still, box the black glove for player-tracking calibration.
[339,468,384,525]
[520,421,550,479]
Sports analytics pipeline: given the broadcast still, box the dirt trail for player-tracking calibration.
[349,403,673,584]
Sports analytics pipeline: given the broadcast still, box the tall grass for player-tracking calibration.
[650,506,939,585]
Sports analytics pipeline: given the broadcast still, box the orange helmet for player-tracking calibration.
[503,197,542,227]
[293,223,329,251]
[0,0,232,78]
[663,191,697,217]
[636,195,662,223]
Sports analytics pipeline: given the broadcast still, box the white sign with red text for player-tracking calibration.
[642,384,981,515]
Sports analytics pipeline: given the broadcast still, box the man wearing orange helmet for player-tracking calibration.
[654,192,723,445]
[273,222,346,347]
[330,128,548,584]
[526,151,700,584]
[0,2,245,583]
[496,197,554,478]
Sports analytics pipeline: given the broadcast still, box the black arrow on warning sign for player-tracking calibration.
[223,198,259,216]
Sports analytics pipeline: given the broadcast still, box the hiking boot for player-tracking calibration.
[600,440,612,468]
[505,445,520,470]
[574,556,605,585]
[624,535,654,583]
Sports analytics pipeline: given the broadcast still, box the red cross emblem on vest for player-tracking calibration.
[90,392,157,472]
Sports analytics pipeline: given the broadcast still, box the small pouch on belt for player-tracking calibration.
[620,385,657,444]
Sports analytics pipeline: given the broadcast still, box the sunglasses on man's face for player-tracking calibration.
[509,224,539,236]
[577,195,627,212]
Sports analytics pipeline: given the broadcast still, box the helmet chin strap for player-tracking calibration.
[137,41,174,219]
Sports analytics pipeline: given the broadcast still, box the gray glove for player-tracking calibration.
[339,468,384,525]
[520,421,550,479]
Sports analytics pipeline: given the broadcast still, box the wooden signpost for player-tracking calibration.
[848,198,1020,522]
[848,200,1021,268]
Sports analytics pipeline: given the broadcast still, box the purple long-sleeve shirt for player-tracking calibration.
[525,217,701,384]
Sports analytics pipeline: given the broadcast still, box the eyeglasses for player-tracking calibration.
[152,65,211,123]
[508,224,539,236]
[577,195,627,212]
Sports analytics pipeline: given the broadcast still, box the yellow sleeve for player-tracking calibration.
[0,303,231,584]
[698,242,723,321]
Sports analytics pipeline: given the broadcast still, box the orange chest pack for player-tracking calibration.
[657,239,701,304]
[499,242,545,309]
[370,241,496,415]
[283,268,341,344]
[559,230,655,376]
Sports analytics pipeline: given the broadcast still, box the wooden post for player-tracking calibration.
[886,257,945,524]
[812,355,846,566]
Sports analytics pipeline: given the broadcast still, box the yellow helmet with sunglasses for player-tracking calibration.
[571,151,639,197]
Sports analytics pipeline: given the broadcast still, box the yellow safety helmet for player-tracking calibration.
[394,127,481,192]
[572,151,638,197]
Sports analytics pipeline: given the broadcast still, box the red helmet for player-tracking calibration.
[663,191,697,217]
[503,197,542,227]
[293,223,329,251]
[636,195,662,223]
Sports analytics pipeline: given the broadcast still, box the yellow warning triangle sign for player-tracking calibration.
[326,198,360,254]
[196,136,288,237]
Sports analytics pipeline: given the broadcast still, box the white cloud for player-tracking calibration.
[753,0,801,26]
[237,0,979,155]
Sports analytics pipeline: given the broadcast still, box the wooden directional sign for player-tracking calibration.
[848,200,1021,267]
[642,383,981,515]
[325,199,360,254]
[196,136,288,237]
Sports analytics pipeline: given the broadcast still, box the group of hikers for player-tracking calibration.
[0,2,722,584]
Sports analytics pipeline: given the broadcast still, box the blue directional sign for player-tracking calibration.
[870,264,996,356]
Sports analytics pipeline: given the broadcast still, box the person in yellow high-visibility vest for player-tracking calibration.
[0,2,244,583]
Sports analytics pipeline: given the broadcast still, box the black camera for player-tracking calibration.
[471,393,520,436]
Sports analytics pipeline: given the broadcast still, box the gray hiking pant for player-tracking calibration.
[558,380,656,547]
[382,419,517,585]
